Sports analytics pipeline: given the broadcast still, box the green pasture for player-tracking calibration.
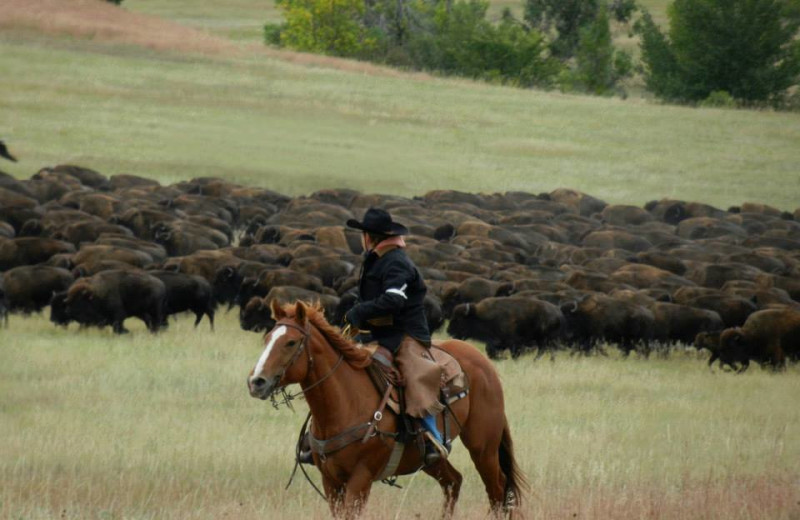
[2,312,799,519]
[2,30,799,211]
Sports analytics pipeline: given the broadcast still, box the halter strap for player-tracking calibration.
[268,319,344,406]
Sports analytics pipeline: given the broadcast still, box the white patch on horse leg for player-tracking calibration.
[253,325,287,378]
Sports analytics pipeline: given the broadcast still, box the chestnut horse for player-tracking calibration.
[247,300,527,518]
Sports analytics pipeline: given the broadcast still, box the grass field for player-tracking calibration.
[3,313,799,519]
[2,29,800,210]
[2,2,800,518]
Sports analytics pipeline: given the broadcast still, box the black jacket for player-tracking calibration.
[345,247,431,352]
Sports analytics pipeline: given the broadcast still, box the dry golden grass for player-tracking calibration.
[2,313,799,520]
[0,0,435,80]
[0,0,238,55]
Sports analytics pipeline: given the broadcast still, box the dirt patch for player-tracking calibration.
[0,0,239,55]
[1,0,433,80]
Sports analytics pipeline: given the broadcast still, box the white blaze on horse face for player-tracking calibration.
[254,326,287,378]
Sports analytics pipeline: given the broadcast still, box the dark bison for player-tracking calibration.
[717,308,800,372]
[0,237,76,270]
[448,296,564,359]
[560,293,655,356]
[240,287,340,332]
[650,302,724,346]
[2,265,74,314]
[440,277,513,318]
[148,271,216,329]
[64,270,167,334]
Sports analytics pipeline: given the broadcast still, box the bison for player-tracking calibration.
[64,270,167,334]
[717,308,800,372]
[2,265,74,314]
[448,296,564,359]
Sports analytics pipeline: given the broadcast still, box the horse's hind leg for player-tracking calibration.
[424,459,463,520]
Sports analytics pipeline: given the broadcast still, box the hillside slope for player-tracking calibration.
[1,0,798,210]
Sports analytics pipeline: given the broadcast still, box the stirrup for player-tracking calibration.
[423,432,448,466]
[298,448,314,465]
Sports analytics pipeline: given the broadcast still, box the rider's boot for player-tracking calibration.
[298,431,313,464]
[421,414,449,466]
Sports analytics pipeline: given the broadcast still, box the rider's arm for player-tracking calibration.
[345,261,410,328]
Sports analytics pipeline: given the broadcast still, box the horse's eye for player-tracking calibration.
[286,340,297,348]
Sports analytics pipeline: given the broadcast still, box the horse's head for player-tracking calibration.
[247,300,312,400]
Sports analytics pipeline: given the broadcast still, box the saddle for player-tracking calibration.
[363,340,470,417]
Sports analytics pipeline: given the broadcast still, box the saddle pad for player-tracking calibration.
[363,341,469,416]
[430,341,469,397]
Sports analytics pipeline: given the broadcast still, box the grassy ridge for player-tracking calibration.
[2,313,799,519]
[123,0,673,41]
[2,32,799,210]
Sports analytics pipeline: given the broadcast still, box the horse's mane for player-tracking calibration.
[283,301,373,369]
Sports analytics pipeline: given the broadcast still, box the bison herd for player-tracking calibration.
[2,164,800,372]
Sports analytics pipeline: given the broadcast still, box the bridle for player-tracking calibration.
[264,319,344,410]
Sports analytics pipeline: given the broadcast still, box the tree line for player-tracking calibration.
[264,0,800,109]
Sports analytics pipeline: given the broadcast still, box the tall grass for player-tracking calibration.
[2,313,799,519]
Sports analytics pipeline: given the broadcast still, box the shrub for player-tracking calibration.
[699,90,738,109]
[565,6,631,95]
[635,0,800,107]
[276,0,377,57]
[263,23,283,46]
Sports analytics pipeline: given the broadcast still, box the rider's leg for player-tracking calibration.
[421,414,443,444]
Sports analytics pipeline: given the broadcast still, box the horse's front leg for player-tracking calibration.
[322,475,345,518]
[341,466,374,519]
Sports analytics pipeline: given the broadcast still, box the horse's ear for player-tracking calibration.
[271,299,286,320]
[295,301,308,325]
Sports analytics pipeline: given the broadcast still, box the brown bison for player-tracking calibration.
[2,265,74,314]
[0,237,76,270]
[64,270,167,334]
[448,296,564,359]
[240,287,340,332]
[717,309,800,371]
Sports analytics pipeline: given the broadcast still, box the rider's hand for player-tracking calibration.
[344,307,359,328]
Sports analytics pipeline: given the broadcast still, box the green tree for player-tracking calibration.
[407,0,562,87]
[635,0,800,106]
[277,0,376,56]
[523,0,636,59]
[524,0,599,58]
[567,7,631,95]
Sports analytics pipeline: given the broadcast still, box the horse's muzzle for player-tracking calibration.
[248,375,277,400]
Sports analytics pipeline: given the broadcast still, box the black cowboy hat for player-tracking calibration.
[346,207,408,236]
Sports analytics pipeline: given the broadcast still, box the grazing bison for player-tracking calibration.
[561,293,655,356]
[684,294,758,328]
[0,237,76,270]
[717,309,800,372]
[240,287,340,332]
[448,296,564,359]
[236,268,327,306]
[650,302,724,346]
[2,265,74,314]
[64,270,167,334]
[148,271,216,329]
[440,277,513,318]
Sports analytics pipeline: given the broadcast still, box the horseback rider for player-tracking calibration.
[344,207,447,466]
[298,207,447,466]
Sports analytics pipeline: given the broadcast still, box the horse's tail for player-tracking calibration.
[499,418,529,511]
